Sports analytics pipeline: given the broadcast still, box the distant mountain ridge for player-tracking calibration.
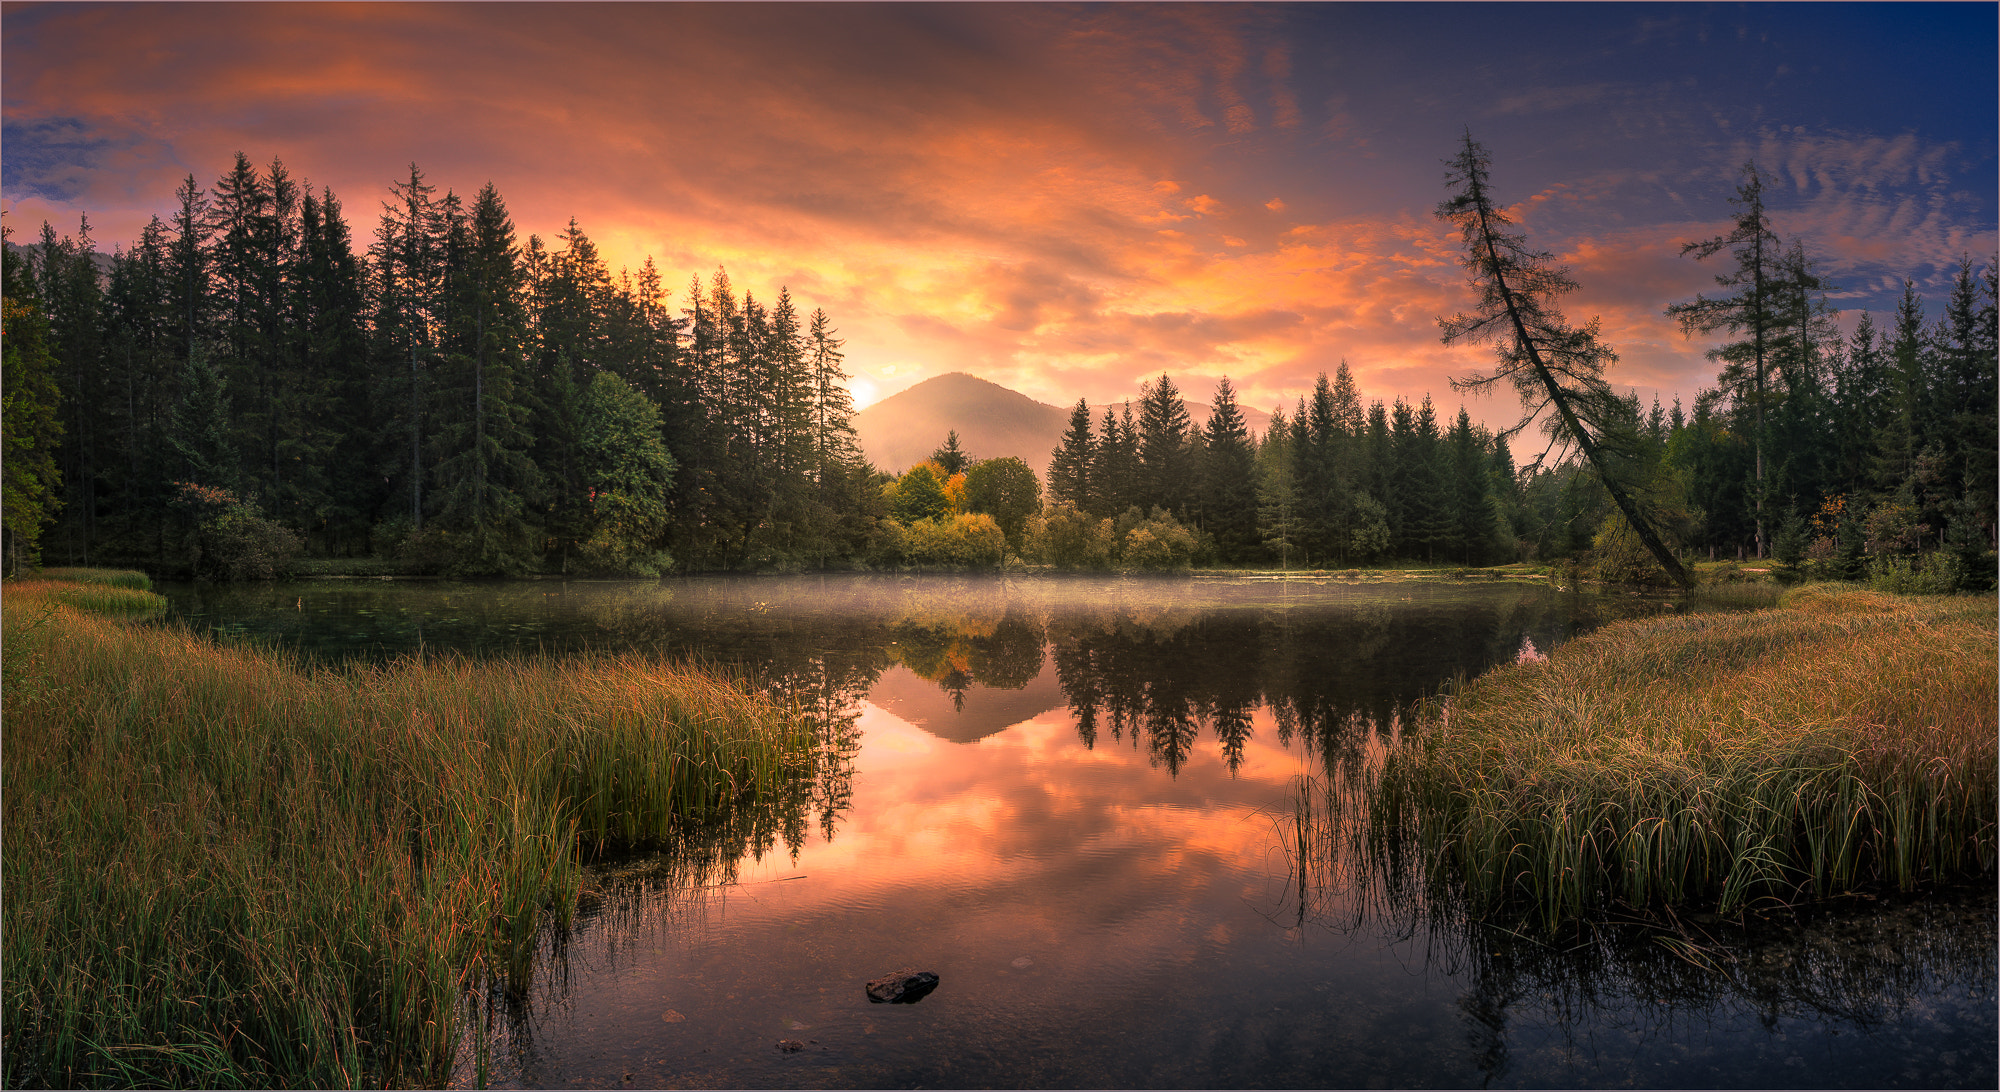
[853,371,1273,475]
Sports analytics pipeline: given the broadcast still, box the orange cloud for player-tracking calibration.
[4,2,1989,444]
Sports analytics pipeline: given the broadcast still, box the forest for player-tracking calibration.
[3,153,1995,586]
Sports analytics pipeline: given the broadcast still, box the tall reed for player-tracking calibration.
[2,577,816,1088]
[1369,585,1997,928]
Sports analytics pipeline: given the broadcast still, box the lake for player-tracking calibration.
[158,574,1997,1089]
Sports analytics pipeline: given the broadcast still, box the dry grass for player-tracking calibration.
[3,575,816,1088]
[1369,585,1997,927]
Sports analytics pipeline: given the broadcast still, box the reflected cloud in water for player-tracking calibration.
[153,576,1992,1088]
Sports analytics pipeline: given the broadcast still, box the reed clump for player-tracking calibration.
[8,569,167,614]
[1373,584,1997,928]
[2,577,816,1088]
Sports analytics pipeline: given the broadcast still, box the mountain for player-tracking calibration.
[853,371,1273,476]
[3,239,115,280]
[854,373,1069,474]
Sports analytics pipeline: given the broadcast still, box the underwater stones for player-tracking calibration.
[864,969,940,1003]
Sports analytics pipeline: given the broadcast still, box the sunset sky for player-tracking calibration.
[5,2,1994,430]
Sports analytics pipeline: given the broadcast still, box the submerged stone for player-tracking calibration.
[865,969,940,1003]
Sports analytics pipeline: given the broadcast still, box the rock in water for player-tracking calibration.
[864,969,940,1004]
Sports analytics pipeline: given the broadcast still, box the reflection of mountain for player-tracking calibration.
[865,657,1067,743]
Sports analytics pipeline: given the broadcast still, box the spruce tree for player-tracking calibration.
[1048,398,1094,509]
[931,430,970,475]
[1198,376,1259,562]
[1136,373,1193,514]
[1666,162,1786,557]
[2,233,65,573]
[1437,132,1690,587]
[370,163,443,532]
[429,182,542,573]
[1446,407,1493,564]
[1256,405,1298,568]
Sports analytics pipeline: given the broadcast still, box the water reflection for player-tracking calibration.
[154,576,1995,1088]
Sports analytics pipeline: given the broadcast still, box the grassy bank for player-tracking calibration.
[2,571,817,1088]
[1369,584,1997,928]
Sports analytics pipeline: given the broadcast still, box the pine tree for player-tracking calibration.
[167,345,236,492]
[429,182,543,573]
[300,186,377,554]
[931,430,971,475]
[2,232,65,573]
[1437,132,1690,587]
[100,217,180,556]
[1198,376,1259,562]
[1666,162,1786,557]
[1048,398,1094,509]
[371,163,443,532]
[1872,281,1930,499]
[1088,404,1140,517]
[38,216,107,561]
[1446,406,1494,564]
[1290,372,1349,564]
[807,307,855,468]
[1256,405,1298,568]
[1136,373,1193,514]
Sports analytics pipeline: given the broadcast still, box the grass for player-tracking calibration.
[10,568,169,615]
[1366,583,1997,928]
[2,574,818,1088]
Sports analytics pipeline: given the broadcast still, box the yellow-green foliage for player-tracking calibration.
[1025,503,1114,569]
[900,512,1006,568]
[1116,508,1199,571]
[2,578,815,1088]
[1375,585,1997,927]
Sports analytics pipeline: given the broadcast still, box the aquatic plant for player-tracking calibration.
[1367,585,1997,928]
[2,577,817,1088]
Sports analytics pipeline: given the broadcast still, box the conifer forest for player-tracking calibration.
[4,153,1995,586]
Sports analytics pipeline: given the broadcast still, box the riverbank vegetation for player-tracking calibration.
[5,147,1991,584]
[1,572,818,1087]
[1362,584,1997,928]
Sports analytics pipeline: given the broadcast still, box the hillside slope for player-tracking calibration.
[854,372,1272,475]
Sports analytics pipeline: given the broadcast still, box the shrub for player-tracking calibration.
[902,512,1006,568]
[1025,503,1113,569]
[1870,551,1971,595]
[1120,519,1196,571]
[171,482,301,581]
[1590,512,1676,586]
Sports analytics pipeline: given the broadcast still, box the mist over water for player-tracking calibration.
[161,575,1998,1089]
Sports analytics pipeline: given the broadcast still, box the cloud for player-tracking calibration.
[2,2,1988,448]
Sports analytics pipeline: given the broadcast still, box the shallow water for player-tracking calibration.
[160,574,1998,1089]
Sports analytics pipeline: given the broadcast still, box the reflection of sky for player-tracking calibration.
[472,662,1995,1089]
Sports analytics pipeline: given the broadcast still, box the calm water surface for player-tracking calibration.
[159,575,1997,1089]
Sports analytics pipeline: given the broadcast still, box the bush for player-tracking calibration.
[902,513,1006,569]
[1118,510,1197,571]
[171,483,301,582]
[1591,512,1677,586]
[1870,551,1972,595]
[394,526,458,575]
[1025,503,1113,570]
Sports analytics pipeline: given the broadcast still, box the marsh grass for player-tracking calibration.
[1366,584,1997,929]
[8,569,167,615]
[2,577,816,1088]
